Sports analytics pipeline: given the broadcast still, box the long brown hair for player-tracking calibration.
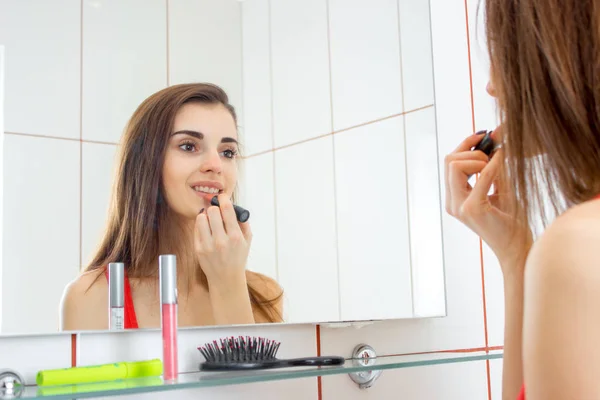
[483,0,600,242]
[86,83,282,323]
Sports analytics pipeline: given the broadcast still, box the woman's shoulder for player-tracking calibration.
[59,268,108,331]
[527,198,600,283]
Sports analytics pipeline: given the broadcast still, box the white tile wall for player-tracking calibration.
[404,107,446,317]
[0,333,72,385]
[328,0,403,131]
[334,115,412,321]
[240,0,272,156]
[270,0,332,148]
[274,137,339,323]
[238,152,278,282]
[2,135,80,334]
[398,0,436,111]
[82,0,167,144]
[0,0,81,139]
[81,142,118,267]
[168,0,244,126]
[490,358,503,400]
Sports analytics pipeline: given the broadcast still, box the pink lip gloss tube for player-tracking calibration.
[108,262,124,330]
[159,254,178,381]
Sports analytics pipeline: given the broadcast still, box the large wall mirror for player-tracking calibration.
[0,0,445,335]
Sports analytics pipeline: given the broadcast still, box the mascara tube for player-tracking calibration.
[108,262,124,331]
[159,255,178,381]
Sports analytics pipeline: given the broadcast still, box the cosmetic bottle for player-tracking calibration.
[159,255,178,381]
[108,262,124,330]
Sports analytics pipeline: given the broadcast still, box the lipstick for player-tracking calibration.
[159,255,178,381]
[210,196,250,223]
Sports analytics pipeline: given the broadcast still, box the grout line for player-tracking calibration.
[3,131,118,146]
[316,325,322,400]
[79,0,84,272]
[324,0,342,322]
[396,0,415,317]
[242,104,434,160]
[166,0,170,86]
[267,0,280,283]
[463,0,492,398]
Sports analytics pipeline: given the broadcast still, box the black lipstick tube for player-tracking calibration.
[211,196,250,223]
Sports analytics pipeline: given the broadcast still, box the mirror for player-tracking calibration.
[0,0,445,335]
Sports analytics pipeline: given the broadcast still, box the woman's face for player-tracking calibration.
[162,102,239,220]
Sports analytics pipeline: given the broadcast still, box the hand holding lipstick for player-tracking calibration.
[445,126,532,270]
[193,194,252,287]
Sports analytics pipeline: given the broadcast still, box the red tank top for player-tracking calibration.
[104,267,139,329]
[517,384,525,400]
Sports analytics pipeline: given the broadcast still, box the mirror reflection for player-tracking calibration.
[0,0,444,334]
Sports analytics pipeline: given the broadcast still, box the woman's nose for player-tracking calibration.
[486,80,497,97]
[199,150,222,174]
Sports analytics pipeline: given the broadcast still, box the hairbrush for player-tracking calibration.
[210,196,250,223]
[198,336,345,371]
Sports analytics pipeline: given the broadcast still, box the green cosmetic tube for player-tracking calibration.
[36,376,163,396]
[36,359,163,386]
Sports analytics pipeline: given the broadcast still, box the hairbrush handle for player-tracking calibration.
[210,196,250,223]
[278,356,346,367]
[199,356,345,371]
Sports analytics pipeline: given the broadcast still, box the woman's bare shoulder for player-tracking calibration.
[522,200,600,398]
[59,268,108,331]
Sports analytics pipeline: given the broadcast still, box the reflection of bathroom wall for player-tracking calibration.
[0,0,243,334]
[239,0,444,324]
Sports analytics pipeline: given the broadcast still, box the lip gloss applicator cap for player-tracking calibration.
[108,262,125,330]
[108,262,124,307]
[159,255,177,304]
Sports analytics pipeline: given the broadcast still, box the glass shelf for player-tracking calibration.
[14,350,503,399]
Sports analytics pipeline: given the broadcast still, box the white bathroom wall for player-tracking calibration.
[0,0,509,399]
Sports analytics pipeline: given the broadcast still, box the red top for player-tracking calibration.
[517,385,525,400]
[104,267,139,329]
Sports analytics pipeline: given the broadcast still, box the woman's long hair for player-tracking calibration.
[85,83,282,322]
[483,0,600,244]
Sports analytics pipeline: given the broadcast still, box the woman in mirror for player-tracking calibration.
[445,1,600,399]
[60,83,283,330]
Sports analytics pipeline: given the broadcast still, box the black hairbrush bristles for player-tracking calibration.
[197,336,344,371]
[198,336,281,364]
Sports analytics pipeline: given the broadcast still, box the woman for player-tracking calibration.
[60,83,283,330]
[445,1,600,399]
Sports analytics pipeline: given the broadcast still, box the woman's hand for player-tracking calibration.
[444,127,532,274]
[194,194,252,287]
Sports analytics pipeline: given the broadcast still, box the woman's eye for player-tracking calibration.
[221,149,238,159]
[179,142,196,152]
